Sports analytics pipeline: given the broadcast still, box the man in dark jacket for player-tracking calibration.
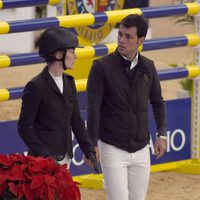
[18,27,95,168]
[87,14,167,200]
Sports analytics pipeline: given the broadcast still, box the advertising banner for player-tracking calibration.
[0,93,191,176]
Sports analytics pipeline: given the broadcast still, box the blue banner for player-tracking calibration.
[0,93,191,176]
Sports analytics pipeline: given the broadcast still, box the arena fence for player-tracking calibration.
[0,0,60,9]
[0,2,199,34]
[0,66,200,102]
[0,34,200,68]
[0,1,200,189]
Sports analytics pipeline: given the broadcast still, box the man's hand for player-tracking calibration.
[154,137,167,159]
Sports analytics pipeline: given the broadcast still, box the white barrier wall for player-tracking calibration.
[0,5,58,54]
[0,8,35,54]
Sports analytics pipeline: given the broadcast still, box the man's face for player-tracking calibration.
[117,25,144,60]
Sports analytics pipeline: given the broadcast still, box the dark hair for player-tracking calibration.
[120,14,148,38]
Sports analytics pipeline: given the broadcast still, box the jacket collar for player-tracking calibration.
[42,66,63,95]
[114,49,151,81]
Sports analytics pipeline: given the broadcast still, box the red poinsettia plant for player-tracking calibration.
[0,153,80,200]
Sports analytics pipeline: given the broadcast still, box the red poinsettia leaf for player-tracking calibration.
[26,155,42,162]
[0,154,80,200]
[70,186,81,200]
[0,154,7,161]
[8,182,19,196]
[17,183,24,199]
[55,170,81,200]
[30,175,44,189]
[37,175,57,200]
[8,164,27,181]
[43,175,57,200]
[0,171,9,184]
[23,183,35,200]
[44,174,56,188]
[9,182,24,199]
[10,154,26,165]
[0,154,13,167]
[70,185,81,200]
[38,182,48,200]
[23,170,32,180]
[30,159,52,173]
[20,163,29,171]
[23,155,34,163]
[26,162,36,177]
[57,185,81,200]
[55,171,74,187]
[47,186,56,200]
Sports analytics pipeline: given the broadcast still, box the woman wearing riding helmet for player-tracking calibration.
[18,27,96,168]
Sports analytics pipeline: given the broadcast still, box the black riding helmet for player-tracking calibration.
[39,27,82,70]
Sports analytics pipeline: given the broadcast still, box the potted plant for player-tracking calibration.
[172,0,195,97]
[170,64,193,97]
[173,0,195,25]
[0,154,80,200]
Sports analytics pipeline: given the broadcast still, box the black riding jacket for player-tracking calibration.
[87,50,167,153]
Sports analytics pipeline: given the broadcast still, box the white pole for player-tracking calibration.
[192,1,200,160]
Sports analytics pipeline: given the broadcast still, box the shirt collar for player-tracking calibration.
[48,71,63,80]
[121,52,138,62]
[121,52,139,70]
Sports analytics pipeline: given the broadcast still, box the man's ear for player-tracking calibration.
[138,37,145,45]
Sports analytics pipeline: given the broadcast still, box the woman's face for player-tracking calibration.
[65,48,77,70]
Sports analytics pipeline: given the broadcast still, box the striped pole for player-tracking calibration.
[0,78,87,101]
[0,3,199,34]
[0,0,60,9]
[159,65,200,80]
[0,34,199,68]
[1,66,200,102]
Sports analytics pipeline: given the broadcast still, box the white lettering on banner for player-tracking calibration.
[71,120,86,166]
[72,143,84,166]
[170,129,186,151]
[166,130,171,152]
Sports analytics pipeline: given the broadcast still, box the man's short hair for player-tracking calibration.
[120,14,148,38]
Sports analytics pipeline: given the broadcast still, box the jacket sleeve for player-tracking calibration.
[149,63,168,136]
[87,61,105,146]
[18,81,50,156]
[71,79,95,157]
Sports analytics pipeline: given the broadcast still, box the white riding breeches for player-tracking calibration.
[99,140,150,200]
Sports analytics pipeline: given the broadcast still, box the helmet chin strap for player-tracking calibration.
[61,49,67,70]
[45,49,67,70]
